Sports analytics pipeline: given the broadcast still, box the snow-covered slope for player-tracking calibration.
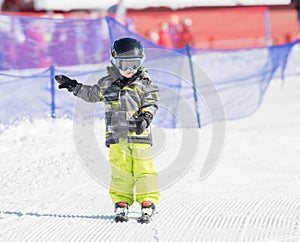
[0,74,300,241]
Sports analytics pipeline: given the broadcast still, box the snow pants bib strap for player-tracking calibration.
[109,143,160,206]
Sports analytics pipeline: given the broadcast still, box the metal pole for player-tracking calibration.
[105,16,115,44]
[50,66,56,118]
[186,44,201,128]
[264,7,273,46]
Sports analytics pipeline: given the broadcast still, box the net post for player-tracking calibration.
[50,66,56,119]
[186,44,201,128]
[264,7,273,46]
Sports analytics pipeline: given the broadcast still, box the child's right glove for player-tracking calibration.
[129,111,153,135]
[55,75,78,92]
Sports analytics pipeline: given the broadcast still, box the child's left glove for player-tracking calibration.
[129,111,153,135]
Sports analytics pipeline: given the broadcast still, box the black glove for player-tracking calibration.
[55,75,78,92]
[129,111,153,135]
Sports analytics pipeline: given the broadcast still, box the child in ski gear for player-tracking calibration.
[55,37,160,222]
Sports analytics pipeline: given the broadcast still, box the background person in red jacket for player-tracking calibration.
[292,0,300,37]
[158,22,174,48]
[176,18,194,48]
[1,0,34,11]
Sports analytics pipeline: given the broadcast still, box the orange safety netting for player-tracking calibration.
[128,7,268,49]
[128,6,299,49]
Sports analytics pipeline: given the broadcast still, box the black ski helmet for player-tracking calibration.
[110,37,145,71]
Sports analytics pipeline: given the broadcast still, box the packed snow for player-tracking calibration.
[1,70,300,240]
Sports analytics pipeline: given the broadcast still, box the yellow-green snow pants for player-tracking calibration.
[109,142,160,206]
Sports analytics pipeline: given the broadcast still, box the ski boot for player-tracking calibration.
[114,202,129,223]
[137,201,155,224]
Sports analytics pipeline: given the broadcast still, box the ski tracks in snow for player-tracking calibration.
[2,185,299,241]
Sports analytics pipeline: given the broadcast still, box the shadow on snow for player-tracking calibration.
[4,211,114,220]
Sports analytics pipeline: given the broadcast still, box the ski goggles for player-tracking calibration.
[114,58,144,72]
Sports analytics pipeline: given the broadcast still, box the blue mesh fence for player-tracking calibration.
[0,15,299,130]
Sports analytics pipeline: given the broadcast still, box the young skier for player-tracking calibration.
[55,37,160,223]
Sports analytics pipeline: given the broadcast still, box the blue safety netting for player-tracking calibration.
[0,15,299,130]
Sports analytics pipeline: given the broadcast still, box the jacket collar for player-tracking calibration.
[106,65,143,88]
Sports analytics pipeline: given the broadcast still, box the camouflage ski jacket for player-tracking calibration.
[73,66,159,147]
